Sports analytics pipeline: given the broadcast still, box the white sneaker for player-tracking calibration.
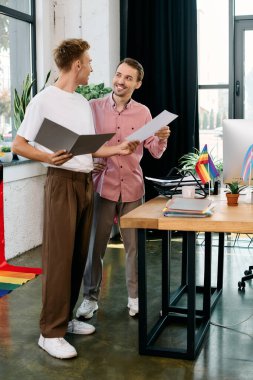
[127,297,139,317]
[67,319,95,335]
[38,335,77,359]
[76,299,98,319]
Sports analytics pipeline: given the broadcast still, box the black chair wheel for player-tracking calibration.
[238,281,246,290]
[244,270,252,275]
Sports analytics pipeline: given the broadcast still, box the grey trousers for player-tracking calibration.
[83,194,142,301]
[40,167,93,338]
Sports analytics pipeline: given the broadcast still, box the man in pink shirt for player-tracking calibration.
[76,58,170,318]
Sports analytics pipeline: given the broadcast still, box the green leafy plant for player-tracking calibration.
[225,181,247,194]
[178,149,200,173]
[75,83,112,100]
[13,71,51,131]
[1,145,11,152]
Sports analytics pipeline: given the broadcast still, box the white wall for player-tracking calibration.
[3,162,46,260]
[81,0,120,84]
[36,0,120,87]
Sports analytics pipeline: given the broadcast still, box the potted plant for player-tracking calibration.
[225,181,247,206]
[0,145,13,163]
[13,71,51,132]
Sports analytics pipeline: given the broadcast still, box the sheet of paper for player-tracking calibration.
[126,110,178,142]
[34,118,115,155]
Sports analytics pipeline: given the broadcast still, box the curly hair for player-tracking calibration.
[53,38,90,71]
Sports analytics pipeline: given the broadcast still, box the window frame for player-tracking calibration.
[0,2,37,91]
[198,0,234,119]
[0,0,37,139]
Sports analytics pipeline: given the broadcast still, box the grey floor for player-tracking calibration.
[1,233,253,380]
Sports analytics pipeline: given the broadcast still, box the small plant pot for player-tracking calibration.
[226,193,239,206]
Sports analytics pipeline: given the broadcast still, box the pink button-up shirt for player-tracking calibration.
[90,94,167,202]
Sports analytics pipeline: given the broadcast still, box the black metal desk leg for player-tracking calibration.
[161,230,170,315]
[203,232,212,319]
[187,231,196,357]
[137,228,147,354]
[217,233,224,291]
[181,232,188,286]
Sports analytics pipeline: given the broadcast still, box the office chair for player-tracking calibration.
[238,266,253,290]
[237,234,253,290]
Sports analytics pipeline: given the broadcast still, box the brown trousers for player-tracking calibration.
[40,167,93,338]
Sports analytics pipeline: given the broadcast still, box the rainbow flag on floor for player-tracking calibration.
[0,270,37,298]
[195,144,219,184]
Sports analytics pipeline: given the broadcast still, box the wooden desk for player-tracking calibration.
[120,195,253,360]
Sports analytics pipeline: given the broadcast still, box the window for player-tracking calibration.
[197,0,253,163]
[0,0,36,142]
[235,0,253,16]
[197,0,229,161]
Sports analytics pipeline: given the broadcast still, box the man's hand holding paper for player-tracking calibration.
[126,110,177,142]
[155,126,171,141]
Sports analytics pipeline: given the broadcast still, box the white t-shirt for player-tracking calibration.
[18,85,95,173]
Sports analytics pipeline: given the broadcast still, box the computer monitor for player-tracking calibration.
[223,119,253,185]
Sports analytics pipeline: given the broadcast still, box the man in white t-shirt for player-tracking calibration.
[12,38,139,360]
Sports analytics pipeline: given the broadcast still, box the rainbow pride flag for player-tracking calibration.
[241,144,253,182]
[0,270,37,297]
[195,144,219,184]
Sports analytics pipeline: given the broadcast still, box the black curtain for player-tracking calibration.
[120,0,199,200]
